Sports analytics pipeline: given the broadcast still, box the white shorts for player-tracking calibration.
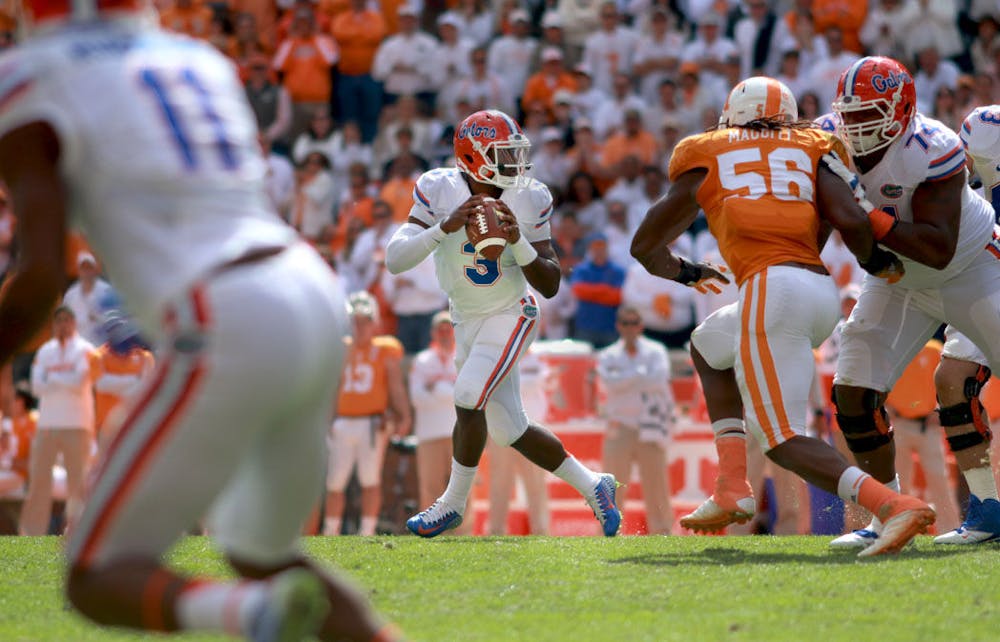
[326,416,387,490]
[835,249,1000,392]
[735,267,839,451]
[690,302,739,370]
[942,326,989,367]
[453,294,539,446]
[67,244,347,569]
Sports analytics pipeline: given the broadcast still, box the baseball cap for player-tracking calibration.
[586,231,608,246]
[541,127,563,143]
[398,3,419,17]
[553,89,575,105]
[699,12,723,27]
[432,310,452,326]
[509,8,530,23]
[348,291,378,318]
[541,10,562,29]
[574,117,594,131]
[541,46,564,62]
[77,251,97,267]
[437,11,460,28]
[574,63,593,76]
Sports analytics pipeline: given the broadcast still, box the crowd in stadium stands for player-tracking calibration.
[1,0,999,534]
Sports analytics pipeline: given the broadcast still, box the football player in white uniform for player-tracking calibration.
[0,3,399,641]
[385,109,621,538]
[828,58,1000,550]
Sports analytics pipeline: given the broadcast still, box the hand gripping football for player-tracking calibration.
[466,198,507,262]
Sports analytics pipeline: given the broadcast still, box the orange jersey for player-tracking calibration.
[93,346,155,433]
[886,341,941,420]
[337,335,403,417]
[10,410,38,478]
[668,126,848,284]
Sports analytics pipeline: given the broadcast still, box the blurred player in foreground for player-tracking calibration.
[0,2,399,640]
[632,76,934,557]
[385,109,621,538]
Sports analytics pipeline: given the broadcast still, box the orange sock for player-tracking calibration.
[855,476,897,515]
[716,436,748,481]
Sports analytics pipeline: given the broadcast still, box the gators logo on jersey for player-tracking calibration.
[881,184,903,198]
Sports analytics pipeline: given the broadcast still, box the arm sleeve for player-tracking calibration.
[385,222,447,275]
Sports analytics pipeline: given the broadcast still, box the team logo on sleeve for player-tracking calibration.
[881,184,903,199]
[522,302,538,319]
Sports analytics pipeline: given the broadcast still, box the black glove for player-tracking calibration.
[671,257,730,294]
[859,246,904,284]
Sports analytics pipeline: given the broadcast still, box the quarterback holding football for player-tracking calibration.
[385,110,621,538]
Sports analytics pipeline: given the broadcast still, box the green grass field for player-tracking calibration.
[1,535,998,642]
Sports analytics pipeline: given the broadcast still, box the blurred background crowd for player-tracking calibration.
[0,0,998,536]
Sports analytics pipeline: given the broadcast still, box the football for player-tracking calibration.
[466,198,507,261]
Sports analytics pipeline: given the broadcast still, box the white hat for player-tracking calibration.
[541,46,564,62]
[437,11,460,27]
[398,3,419,17]
[541,10,563,29]
[509,8,530,23]
[541,127,563,143]
[77,251,97,267]
[553,89,575,105]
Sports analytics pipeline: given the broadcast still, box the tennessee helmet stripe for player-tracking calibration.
[764,80,781,118]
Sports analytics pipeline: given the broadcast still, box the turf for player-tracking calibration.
[1,535,998,642]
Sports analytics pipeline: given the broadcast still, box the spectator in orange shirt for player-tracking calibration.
[331,0,386,143]
[812,0,868,54]
[1,388,37,491]
[228,0,279,49]
[159,0,215,39]
[273,5,339,141]
[379,153,420,223]
[601,108,661,172]
[275,0,332,44]
[92,334,154,447]
[521,47,577,116]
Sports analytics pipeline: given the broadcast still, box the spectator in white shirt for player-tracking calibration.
[632,8,684,104]
[557,0,602,58]
[604,200,633,270]
[372,5,442,106]
[21,306,95,535]
[913,44,961,113]
[581,2,640,95]
[569,64,606,124]
[681,12,738,89]
[530,127,574,193]
[379,256,447,355]
[859,0,918,60]
[621,261,696,349]
[409,312,473,534]
[805,27,860,113]
[488,9,538,103]
[261,135,295,221]
[349,200,400,292]
[775,49,812,102]
[592,71,646,140]
[733,0,792,79]
[625,164,667,236]
[902,0,964,61]
[440,47,514,126]
[62,252,113,346]
[596,306,674,534]
[435,12,475,90]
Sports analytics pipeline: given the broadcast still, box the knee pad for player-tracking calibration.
[453,378,485,410]
[833,387,893,453]
[939,398,992,452]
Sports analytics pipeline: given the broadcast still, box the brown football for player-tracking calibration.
[466,199,507,262]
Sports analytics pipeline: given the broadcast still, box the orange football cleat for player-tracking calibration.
[857,496,935,558]
[680,477,756,533]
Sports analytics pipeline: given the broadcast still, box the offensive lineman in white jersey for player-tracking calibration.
[826,57,1000,550]
[0,3,400,641]
[385,109,621,538]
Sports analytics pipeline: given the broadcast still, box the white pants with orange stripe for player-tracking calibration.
[734,267,839,451]
[453,294,539,446]
[66,245,348,570]
[836,249,1000,392]
[326,416,387,490]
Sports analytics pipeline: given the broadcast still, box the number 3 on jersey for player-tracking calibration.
[462,242,502,286]
[717,147,814,201]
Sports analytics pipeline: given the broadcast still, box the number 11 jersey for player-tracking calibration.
[668,126,847,285]
[0,19,295,334]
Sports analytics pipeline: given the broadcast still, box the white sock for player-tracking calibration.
[176,581,268,636]
[711,418,746,440]
[836,466,871,504]
[963,466,1000,501]
[360,516,378,536]
[323,517,341,536]
[553,456,602,497]
[439,459,477,512]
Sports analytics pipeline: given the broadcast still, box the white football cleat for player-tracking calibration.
[933,495,1000,545]
[248,569,328,642]
[829,527,880,550]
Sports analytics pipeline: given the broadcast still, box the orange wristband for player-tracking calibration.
[868,209,897,241]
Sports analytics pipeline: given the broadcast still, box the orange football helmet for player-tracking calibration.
[454,110,531,190]
[833,56,916,156]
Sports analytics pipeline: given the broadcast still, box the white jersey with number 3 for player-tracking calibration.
[0,19,295,334]
[408,167,553,322]
[856,113,994,289]
[960,106,1000,208]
